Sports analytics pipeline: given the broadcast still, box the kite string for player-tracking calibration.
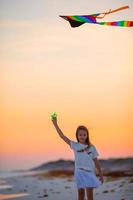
[96,5,129,19]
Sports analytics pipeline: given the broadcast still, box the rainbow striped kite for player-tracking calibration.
[60,6,133,28]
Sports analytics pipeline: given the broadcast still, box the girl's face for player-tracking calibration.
[77,130,88,144]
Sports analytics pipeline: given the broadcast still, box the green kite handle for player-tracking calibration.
[50,112,57,120]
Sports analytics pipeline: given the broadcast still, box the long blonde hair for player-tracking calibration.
[76,125,93,148]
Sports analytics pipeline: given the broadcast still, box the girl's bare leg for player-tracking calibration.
[86,188,93,200]
[78,188,85,200]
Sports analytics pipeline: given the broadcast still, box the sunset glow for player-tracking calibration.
[1,0,133,170]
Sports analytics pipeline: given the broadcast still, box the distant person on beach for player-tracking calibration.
[51,115,104,200]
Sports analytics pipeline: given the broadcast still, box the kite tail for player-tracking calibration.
[97,21,133,27]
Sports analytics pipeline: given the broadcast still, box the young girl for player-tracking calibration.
[51,116,104,200]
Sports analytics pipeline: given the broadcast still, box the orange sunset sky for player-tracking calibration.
[0,0,133,171]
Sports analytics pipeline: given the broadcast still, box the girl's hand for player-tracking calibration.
[51,117,57,124]
[51,112,58,125]
[99,175,104,184]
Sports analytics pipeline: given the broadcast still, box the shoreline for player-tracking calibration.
[0,170,133,200]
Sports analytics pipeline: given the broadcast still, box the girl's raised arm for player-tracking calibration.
[51,117,70,145]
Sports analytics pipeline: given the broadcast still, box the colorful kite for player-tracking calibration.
[60,6,133,27]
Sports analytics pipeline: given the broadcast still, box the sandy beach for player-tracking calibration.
[0,170,133,200]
